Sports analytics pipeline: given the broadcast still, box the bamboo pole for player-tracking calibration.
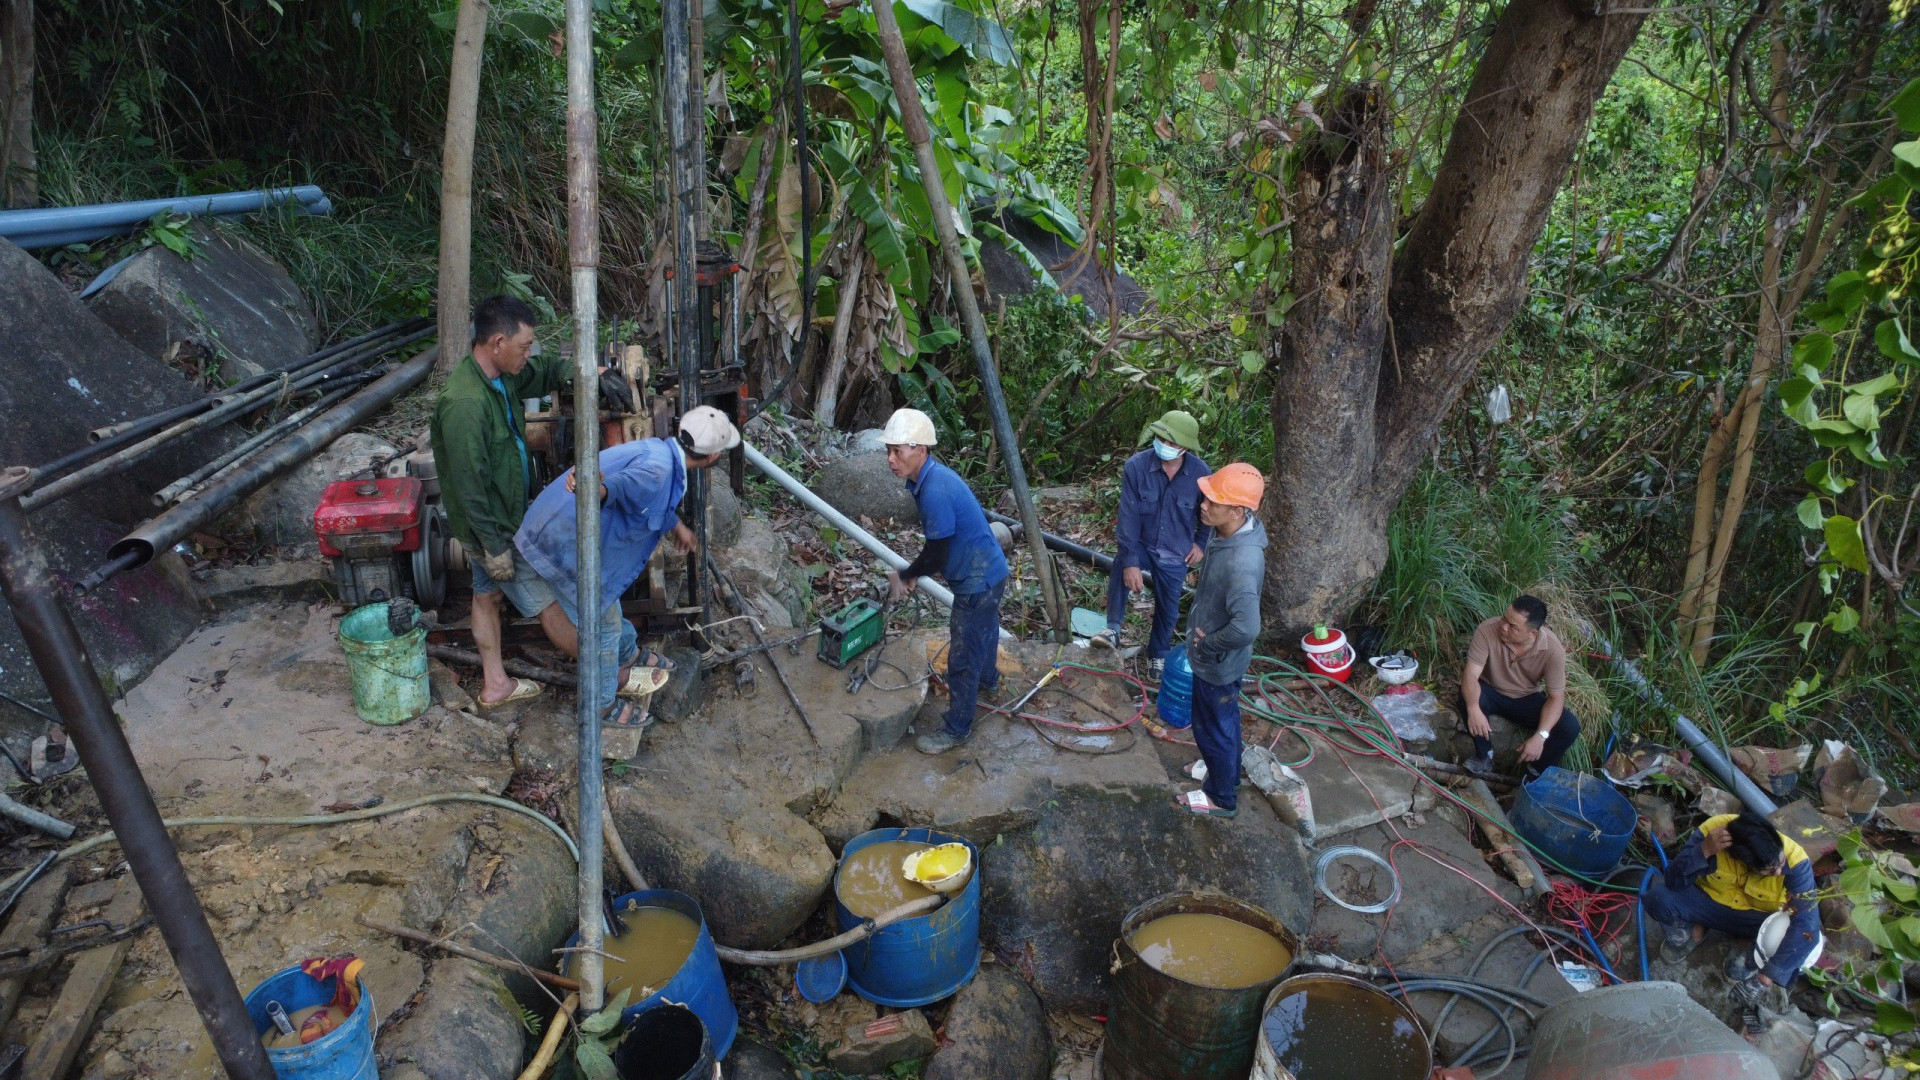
[437,0,489,371]
[562,0,607,1013]
[866,0,1069,637]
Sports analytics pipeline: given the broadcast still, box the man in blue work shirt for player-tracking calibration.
[881,408,1010,755]
[515,406,740,729]
[1092,410,1211,680]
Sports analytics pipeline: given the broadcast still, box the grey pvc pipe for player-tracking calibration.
[1578,619,1778,817]
[743,442,953,608]
[0,186,330,249]
[0,791,74,840]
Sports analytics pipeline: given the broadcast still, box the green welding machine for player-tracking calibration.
[817,597,885,668]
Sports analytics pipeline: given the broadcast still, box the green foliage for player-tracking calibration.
[569,988,633,1080]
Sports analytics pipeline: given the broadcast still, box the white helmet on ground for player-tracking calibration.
[881,408,937,447]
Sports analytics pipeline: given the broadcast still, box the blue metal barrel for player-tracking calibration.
[243,967,378,1080]
[1507,766,1637,878]
[835,828,981,1006]
[570,889,738,1058]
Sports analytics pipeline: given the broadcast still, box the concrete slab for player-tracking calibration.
[1289,728,1419,838]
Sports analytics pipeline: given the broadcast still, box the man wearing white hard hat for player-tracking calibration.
[514,405,740,732]
[881,408,1010,754]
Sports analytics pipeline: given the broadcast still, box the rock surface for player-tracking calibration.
[222,430,399,549]
[0,602,572,1080]
[825,1008,936,1074]
[86,219,318,381]
[726,1038,796,1079]
[816,451,919,524]
[923,966,1051,1080]
[713,514,808,629]
[0,238,228,747]
[976,210,1149,321]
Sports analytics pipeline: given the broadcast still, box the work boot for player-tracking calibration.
[1090,629,1119,650]
[1148,656,1165,682]
[979,681,1004,708]
[1662,923,1699,962]
[915,729,969,755]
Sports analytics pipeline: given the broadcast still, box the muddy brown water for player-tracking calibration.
[1257,976,1428,1080]
[835,839,935,920]
[602,906,701,999]
[1127,912,1293,989]
[261,1003,351,1050]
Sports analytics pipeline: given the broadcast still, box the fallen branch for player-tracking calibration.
[357,915,581,991]
[428,645,576,688]
[601,800,648,892]
[515,993,578,1080]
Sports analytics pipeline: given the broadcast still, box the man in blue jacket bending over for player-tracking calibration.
[880,408,1010,756]
[515,406,740,729]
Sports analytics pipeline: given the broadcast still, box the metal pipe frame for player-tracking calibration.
[984,509,1115,571]
[563,0,607,1014]
[0,467,277,1079]
[78,345,442,592]
[154,378,370,507]
[664,0,705,622]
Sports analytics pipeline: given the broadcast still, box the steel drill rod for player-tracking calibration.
[25,326,432,513]
[866,0,1067,637]
[0,467,276,1080]
[564,0,606,1014]
[0,791,73,839]
[156,379,369,506]
[77,345,442,591]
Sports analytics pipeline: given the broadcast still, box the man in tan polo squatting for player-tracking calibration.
[1460,594,1580,780]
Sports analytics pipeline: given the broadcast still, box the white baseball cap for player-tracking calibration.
[679,405,741,455]
[881,408,938,447]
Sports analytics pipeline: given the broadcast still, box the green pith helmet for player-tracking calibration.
[1139,410,1202,454]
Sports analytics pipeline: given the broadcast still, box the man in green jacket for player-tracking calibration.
[430,295,576,709]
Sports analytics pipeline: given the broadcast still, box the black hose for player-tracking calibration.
[1386,981,1521,1077]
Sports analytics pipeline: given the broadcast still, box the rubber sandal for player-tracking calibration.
[602,699,648,730]
[618,667,670,699]
[636,647,676,672]
[476,677,542,710]
[1174,788,1235,818]
[1182,759,1208,781]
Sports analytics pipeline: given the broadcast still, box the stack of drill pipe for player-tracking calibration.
[24,317,431,510]
[77,345,442,592]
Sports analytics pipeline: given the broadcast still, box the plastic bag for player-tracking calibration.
[1486,383,1512,425]
[1370,689,1440,742]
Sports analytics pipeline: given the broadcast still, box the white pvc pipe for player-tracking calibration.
[743,442,953,608]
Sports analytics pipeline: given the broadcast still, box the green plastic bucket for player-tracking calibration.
[337,601,428,726]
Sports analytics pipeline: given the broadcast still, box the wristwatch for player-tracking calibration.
[1531,730,1550,740]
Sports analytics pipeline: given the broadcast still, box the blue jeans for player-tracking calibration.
[1105,557,1189,659]
[1192,675,1242,810]
[943,578,1006,739]
[553,592,639,715]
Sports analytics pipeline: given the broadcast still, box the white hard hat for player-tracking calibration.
[881,408,937,447]
[679,405,741,455]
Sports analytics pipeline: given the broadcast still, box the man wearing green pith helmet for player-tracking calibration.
[1091,410,1211,680]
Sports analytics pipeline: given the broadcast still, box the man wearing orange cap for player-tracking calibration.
[1175,463,1267,817]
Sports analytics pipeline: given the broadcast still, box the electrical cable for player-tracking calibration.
[0,792,580,897]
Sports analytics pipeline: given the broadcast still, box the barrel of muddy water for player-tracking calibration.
[613,1002,715,1080]
[1100,891,1297,1080]
[570,889,737,1058]
[1525,981,1780,1079]
[1250,973,1431,1080]
[243,966,378,1080]
[834,827,981,1006]
[336,600,428,726]
[1507,766,1636,878]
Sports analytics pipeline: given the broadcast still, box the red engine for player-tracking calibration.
[313,477,446,608]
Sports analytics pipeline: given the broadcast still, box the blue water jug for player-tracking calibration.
[1156,645,1193,729]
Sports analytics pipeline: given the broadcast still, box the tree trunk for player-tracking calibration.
[813,224,867,425]
[437,0,490,371]
[1675,374,1741,633]
[0,0,33,208]
[1262,0,1645,632]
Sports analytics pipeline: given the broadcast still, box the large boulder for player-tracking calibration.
[713,515,808,629]
[220,431,398,549]
[815,451,918,524]
[608,779,837,950]
[923,966,1051,1080]
[0,238,226,748]
[86,219,318,382]
[975,211,1149,321]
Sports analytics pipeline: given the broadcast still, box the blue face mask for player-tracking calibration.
[1152,438,1183,462]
